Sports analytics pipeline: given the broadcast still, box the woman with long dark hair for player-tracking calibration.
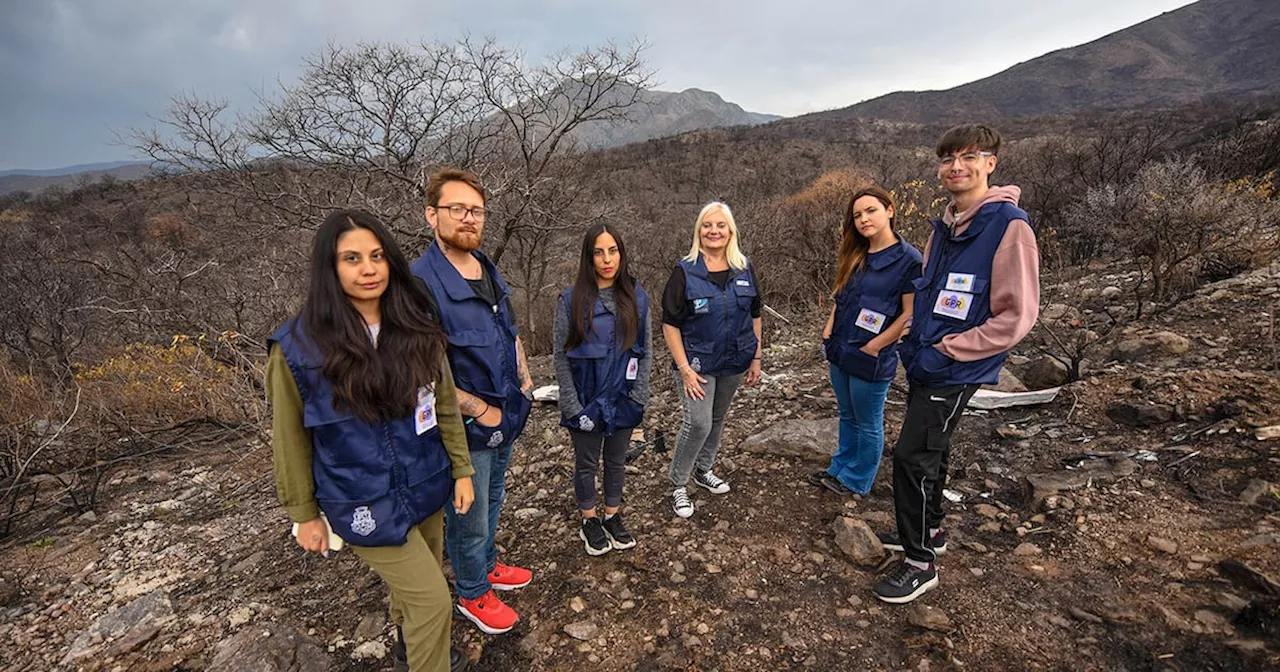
[267,209,474,672]
[810,186,922,497]
[553,223,651,555]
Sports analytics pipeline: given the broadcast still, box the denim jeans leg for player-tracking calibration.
[827,364,859,479]
[694,373,742,474]
[668,375,716,488]
[838,377,890,494]
[484,442,514,574]
[445,447,494,599]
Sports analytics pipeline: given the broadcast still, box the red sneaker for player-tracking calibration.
[457,590,519,634]
[487,561,532,591]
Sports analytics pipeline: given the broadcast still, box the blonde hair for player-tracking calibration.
[683,201,748,271]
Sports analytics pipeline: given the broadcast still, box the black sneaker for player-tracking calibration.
[602,514,636,550]
[819,474,858,497]
[579,517,612,556]
[395,627,469,671]
[873,560,939,604]
[806,471,828,487]
[877,530,947,555]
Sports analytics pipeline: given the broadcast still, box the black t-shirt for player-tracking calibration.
[661,264,763,327]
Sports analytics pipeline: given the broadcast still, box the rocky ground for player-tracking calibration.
[2,262,1279,671]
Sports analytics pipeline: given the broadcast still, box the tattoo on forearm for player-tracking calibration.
[456,391,483,417]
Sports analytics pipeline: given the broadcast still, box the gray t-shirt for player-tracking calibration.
[553,285,653,417]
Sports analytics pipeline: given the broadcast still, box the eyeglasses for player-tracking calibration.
[434,204,487,222]
[938,151,993,168]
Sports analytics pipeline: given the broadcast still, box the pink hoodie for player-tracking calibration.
[923,185,1040,362]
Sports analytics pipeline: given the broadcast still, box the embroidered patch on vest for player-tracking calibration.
[351,506,377,536]
[487,430,505,448]
[578,415,595,431]
[626,357,639,380]
[689,357,702,373]
[693,298,710,314]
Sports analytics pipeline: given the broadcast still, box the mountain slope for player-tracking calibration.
[816,0,1280,123]
[569,85,780,148]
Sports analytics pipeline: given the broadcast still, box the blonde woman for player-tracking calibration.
[661,202,763,518]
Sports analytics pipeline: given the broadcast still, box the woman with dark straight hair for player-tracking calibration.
[809,186,922,498]
[553,223,651,555]
[267,209,474,671]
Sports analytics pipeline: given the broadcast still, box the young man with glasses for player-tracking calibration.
[873,124,1040,604]
[412,169,535,635]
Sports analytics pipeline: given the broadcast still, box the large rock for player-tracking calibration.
[739,419,837,460]
[1111,331,1191,362]
[208,621,332,672]
[62,590,173,666]
[1022,458,1138,510]
[832,516,885,567]
[907,604,952,631]
[1106,401,1174,427]
[1021,356,1070,389]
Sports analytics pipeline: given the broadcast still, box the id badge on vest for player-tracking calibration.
[933,290,973,321]
[626,357,639,380]
[855,308,887,334]
[415,386,437,435]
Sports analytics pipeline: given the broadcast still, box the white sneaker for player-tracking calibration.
[672,487,694,518]
[694,471,730,495]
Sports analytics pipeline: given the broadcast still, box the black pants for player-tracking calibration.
[892,383,980,563]
[570,429,632,511]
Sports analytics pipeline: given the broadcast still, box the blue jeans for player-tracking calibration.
[445,442,512,600]
[827,364,891,495]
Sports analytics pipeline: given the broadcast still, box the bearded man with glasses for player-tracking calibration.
[872,124,1041,604]
[411,169,535,638]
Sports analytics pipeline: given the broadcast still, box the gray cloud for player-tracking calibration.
[0,0,1196,169]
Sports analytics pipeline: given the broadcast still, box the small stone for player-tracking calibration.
[831,516,885,567]
[907,604,951,631]
[1013,543,1042,557]
[620,600,635,610]
[969,568,985,577]
[77,511,98,523]
[1240,479,1272,506]
[846,595,863,607]
[977,522,1002,533]
[569,596,586,613]
[1140,479,1156,489]
[682,635,702,648]
[1217,592,1250,612]
[1191,554,1212,563]
[563,622,599,641]
[963,541,988,553]
[1147,536,1178,554]
[973,504,1000,519]
[148,471,173,484]
[227,606,253,628]
[745,589,759,600]
[705,564,722,574]
[696,622,710,635]
[351,641,387,660]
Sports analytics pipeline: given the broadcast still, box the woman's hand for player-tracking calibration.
[680,366,707,400]
[745,358,762,386]
[295,517,330,556]
[476,404,503,427]
[454,476,475,515]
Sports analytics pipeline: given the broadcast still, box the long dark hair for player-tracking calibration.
[566,223,639,351]
[833,186,896,294]
[299,209,446,422]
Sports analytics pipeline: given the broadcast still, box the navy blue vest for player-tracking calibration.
[902,202,1032,387]
[269,319,452,548]
[826,236,923,382]
[560,283,650,436]
[677,255,759,377]
[411,244,531,451]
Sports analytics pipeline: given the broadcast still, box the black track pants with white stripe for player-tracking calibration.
[891,382,981,564]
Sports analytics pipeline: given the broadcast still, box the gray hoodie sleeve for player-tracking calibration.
[553,297,584,417]
[630,303,653,406]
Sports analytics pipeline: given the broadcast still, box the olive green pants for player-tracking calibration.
[352,509,452,672]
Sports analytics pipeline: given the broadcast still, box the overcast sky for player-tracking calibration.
[0,0,1198,170]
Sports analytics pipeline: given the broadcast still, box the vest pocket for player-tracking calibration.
[909,345,957,386]
[837,346,881,382]
[318,490,411,547]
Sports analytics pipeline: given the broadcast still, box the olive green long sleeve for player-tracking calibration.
[267,345,474,525]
